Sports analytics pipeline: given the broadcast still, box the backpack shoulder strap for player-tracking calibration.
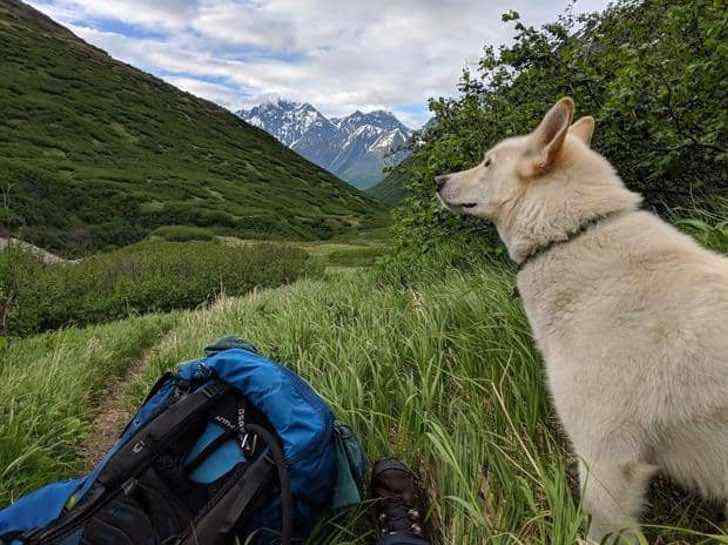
[179,452,274,545]
[180,421,294,545]
[98,381,228,487]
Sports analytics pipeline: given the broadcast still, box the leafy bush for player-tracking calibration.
[4,240,321,337]
[151,225,215,242]
[391,0,728,256]
[376,234,508,287]
[325,246,384,267]
[0,248,9,346]
[378,200,728,287]
[673,199,728,254]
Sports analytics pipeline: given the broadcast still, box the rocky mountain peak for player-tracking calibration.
[237,99,413,189]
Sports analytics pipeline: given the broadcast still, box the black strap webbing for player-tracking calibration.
[97,381,227,486]
[180,422,294,545]
[178,454,274,545]
[246,423,293,545]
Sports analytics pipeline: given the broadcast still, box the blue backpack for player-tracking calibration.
[0,337,368,545]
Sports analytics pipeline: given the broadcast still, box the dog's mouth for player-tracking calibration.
[450,201,478,212]
[436,192,478,213]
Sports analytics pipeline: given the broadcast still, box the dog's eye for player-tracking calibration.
[484,158,492,167]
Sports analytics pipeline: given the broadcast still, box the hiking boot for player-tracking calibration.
[371,458,431,545]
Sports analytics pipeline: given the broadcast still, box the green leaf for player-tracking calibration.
[501,10,520,22]
[675,219,711,232]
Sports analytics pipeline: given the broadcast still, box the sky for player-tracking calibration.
[27,0,611,128]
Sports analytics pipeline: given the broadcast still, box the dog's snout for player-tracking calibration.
[435,175,450,191]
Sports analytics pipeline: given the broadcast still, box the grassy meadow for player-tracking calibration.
[2,212,727,544]
[0,313,178,504]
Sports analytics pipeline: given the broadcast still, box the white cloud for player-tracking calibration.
[29,0,199,30]
[28,0,612,126]
[164,77,248,109]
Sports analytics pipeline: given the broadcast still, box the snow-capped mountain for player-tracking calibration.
[237,98,412,189]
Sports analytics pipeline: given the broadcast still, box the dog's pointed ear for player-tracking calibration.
[522,97,574,177]
[568,116,595,146]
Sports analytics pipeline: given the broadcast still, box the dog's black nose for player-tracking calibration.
[435,175,449,191]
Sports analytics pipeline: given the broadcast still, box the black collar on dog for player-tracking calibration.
[517,209,628,273]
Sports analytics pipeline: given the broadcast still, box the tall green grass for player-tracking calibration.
[3,264,726,542]
[673,199,728,255]
[124,259,727,544]
[0,249,9,345]
[0,314,176,504]
[114,267,584,544]
[2,212,727,542]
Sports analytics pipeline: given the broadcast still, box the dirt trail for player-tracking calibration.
[76,290,259,469]
[79,346,160,470]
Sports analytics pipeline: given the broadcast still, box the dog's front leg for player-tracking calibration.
[579,453,657,545]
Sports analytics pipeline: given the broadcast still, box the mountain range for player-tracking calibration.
[237,99,412,189]
[0,0,385,256]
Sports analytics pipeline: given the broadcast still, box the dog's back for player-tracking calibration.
[436,97,728,543]
[519,208,728,434]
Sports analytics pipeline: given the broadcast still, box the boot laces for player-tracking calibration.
[379,497,422,535]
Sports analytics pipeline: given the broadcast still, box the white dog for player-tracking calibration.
[437,97,728,544]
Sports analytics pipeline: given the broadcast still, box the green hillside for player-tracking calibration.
[0,0,385,256]
[367,162,411,206]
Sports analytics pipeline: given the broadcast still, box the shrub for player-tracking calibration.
[151,225,216,242]
[325,246,384,268]
[0,248,9,343]
[376,236,508,287]
[378,200,728,286]
[4,240,321,337]
[391,0,728,257]
[673,199,728,255]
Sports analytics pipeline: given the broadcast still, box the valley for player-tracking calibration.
[0,0,386,257]
[1,0,726,543]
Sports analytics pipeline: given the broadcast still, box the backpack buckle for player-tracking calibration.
[199,381,225,400]
[241,432,257,456]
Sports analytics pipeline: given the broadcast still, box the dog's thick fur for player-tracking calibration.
[437,97,728,544]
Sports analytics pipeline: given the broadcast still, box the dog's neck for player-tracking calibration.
[497,163,642,267]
